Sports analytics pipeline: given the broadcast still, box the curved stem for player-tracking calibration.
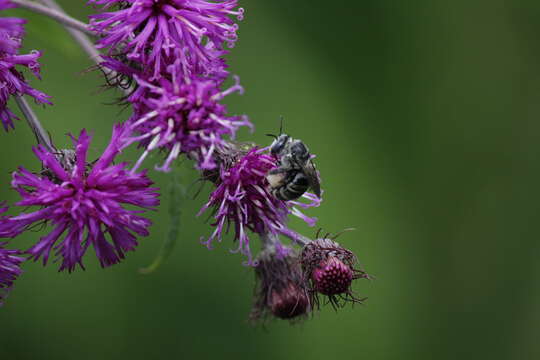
[12,0,94,36]
[38,0,101,62]
[35,0,131,96]
[14,96,55,153]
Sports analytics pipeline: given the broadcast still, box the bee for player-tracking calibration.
[266,131,321,201]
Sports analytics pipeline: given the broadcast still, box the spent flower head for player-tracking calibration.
[88,0,243,80]
[250,241,310,322]
[9,125,160,272]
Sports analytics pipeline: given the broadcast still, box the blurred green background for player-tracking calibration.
[1,1,540,359]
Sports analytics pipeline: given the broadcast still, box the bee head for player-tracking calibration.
[269,134,291,156]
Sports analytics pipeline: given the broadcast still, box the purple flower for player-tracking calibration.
[122,74,251,172]
[9,125,160,272]
[0,5,51,131]
[88,0,244,80]
[0,204,24,238]
[0,0,14,11]
[301,238,369,308]
[0,241,24,306]
[251,244,310,322]
[198,146,319,265]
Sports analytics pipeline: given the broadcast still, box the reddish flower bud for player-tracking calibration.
[250,246,310,322]
[301,238,369,309]
[312,256,353,295]
[269,282,310,320]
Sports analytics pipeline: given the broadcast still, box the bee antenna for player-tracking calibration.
[279,115,284,135]
[265,133,278,139]
[330,228,356,240]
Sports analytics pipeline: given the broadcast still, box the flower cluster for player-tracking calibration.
[90,0,248,173]
[0,0,51,131]
[248,232,369,321]
[0,1,371,324]
[9,126,159,272]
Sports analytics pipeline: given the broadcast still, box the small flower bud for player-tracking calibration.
[269,282,310,320]
[251,246,310,322]
[302,238,369,308]
[312,256,353,295]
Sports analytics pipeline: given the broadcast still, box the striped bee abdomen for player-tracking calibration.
[272,171,309,201]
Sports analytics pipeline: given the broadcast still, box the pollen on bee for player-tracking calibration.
[266,173,285,188]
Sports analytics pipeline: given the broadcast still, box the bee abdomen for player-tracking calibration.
[272,172,309,201]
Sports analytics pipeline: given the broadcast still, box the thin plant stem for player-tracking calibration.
[35,0,130,96]
[139,170,185,274]
[11,0,94,36]
[38,0,102,63]
[14,95,55,153]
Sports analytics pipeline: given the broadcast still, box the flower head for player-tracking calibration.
[9,125,160,272]
[88,0,243,80]
[199,146,319,265]
[301,238,369,308]
[0,6,51,131]
[0,241,24,306]
[123,74,251,172]
[250,244,310,322]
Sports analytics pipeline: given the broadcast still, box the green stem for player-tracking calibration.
[139,171,185,274]
[12,0,94,36]
[14,96,55,153]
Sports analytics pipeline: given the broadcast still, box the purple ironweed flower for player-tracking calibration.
[0,204,24,238]
[0,6,51,131]
[0,0,22,51]
[198,146,320,265]
[250,243,310,321]
[301,238,369,308]
[122,73,251,172]
[9,125,160,272]
[88,0,243,80]
[0,0,14,12]
[0,241,24,306]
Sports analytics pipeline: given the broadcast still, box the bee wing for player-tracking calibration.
[303,160,321,198]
